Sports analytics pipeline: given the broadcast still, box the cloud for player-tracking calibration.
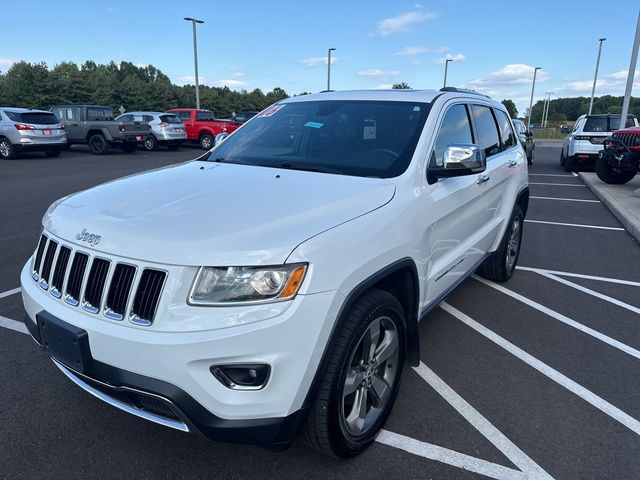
[436,53,466,64]
[375,11,435,36]
[212,79,247,88]
[0,58,15,71]
[358,68,400,78]
[174,75,207,85]
[375,84,395,89]
[414,3,424,7]
[395,46,428,56]
[231,71,245,78]
[287,76,298,83]
[468,64,550,91]
[553,69,640,96]
[299,56,338,67]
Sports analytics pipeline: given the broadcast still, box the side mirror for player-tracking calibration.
[429,144,486,181]
[214,132,230,146]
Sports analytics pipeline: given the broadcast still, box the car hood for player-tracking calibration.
[44,161,395,266]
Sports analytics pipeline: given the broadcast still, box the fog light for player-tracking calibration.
[211,364,270,390]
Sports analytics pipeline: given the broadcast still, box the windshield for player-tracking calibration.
[583,116,635,132]
[205,100,430,178]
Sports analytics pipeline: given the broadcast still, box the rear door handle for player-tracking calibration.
[477,173,490,184]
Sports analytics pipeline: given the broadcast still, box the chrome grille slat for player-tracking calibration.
[32,235,166,325]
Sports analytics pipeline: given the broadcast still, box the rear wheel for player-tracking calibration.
[45,150,61,158]
[596,155,636,184]
[478,204,524,282]
[564,154,576,172]
[199,133,214,150]
[142,135,158,151]
[301,289,405,458]
[0,138,16,159]
[88,134,109,155]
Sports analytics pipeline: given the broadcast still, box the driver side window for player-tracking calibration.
[430,104,473,167]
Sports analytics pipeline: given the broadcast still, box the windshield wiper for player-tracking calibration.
[276,162,342,175]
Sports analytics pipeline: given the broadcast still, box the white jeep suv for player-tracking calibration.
[21,89,529,458]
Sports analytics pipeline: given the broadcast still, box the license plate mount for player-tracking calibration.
[37,312,93,373]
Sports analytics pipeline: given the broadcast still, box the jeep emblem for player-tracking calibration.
[76,228,102,246]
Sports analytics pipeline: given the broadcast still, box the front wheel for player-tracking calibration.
[595,155,636,184]
[478,204,524,282]
[301,289,405,458]
[199,133,214,150]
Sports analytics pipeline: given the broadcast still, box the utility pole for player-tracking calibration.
[588,38,606,116]
[527,67,541,131]
[184,17,205,109]
[543,92,553,127]
[443,59,453,88]
[327,48,336,91]
[620,11,640,129]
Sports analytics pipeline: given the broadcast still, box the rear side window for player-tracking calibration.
[471,105,501,157]
[175,111,191,121]
[196,111,215,121]
[118,114,132,122]
[87,107,114,121]
[54,107,80,121]
[5,112,60,125]
[430,104,473,166]
[495,110,517,149]
[160,114,182,124]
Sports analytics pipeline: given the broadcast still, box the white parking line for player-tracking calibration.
[377,431,528,480]
[0,315,28,334]
[441,302,640,437]
[516,266,640,287]
[537,272,640,315]
[472,275,640,360]
[524,220,625,231]
[0,287,21,300]
[530,196,600,203]
[409,363,553,479]
[529,174,574,177]
[528,182,585,187]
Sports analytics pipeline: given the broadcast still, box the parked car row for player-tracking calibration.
[0,105,254,159]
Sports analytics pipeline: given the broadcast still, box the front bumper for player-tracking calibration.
[21,261,344,447]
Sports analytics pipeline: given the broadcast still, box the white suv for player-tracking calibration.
[561,114,637,171]
[21,89,529,458]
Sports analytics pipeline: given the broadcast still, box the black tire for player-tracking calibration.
[88,134,109,155]
[199,133,214,150]
[121,142,137,153]
[0,138,16,159]
[167,144,180,151]
[300,288,406,458]
[527,146,534,166]
[45,150,61,158]
[595,155,636,184]
[564,154,575,172]
[478,204,524,282]
[560,150,566,166]
[142,135,158,151]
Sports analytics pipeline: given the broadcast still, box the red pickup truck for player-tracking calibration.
[166,108,241,149]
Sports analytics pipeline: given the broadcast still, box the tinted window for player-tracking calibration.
[175,111,191,121]
[117,114,132,122]
[471,105,501,157]
[196,111,215,121]
[87,107,114,121]
[583,116,635,132]
[496,110,517,149]
[430,104,473,166]
[209,100,430,178]
[5,112,60,125]
[160,114,182,124]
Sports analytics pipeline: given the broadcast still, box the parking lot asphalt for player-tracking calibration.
[1,144,640,479]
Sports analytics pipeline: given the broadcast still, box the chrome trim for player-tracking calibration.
[129,313,152,327]
[32,272,40,282]
[103,307,124,321]
[64,293,79,307]
[128,267,168,326]
[52,359,190,433]
[50,287,62,299]
[81,301,99,314]
[39,279,49,290]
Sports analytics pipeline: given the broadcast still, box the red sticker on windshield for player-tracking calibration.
[258,104,285,117]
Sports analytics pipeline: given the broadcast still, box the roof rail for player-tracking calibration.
[439,87,491,99]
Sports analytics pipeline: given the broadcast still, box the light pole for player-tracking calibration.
[327,48,336,91]
[620,11,640,129]
[542,92,553,127]
[184,17,204,109]
[588,37,606,116]
[443,59,453,88]
[527,66,541,131]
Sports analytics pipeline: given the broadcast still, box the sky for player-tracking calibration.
[1,0,639,114]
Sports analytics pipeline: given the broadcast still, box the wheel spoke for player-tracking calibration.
[370,375,391,407]
[373,329,398,365]
[343,367,364,397]
[346,387,368,433]
[362,318,381,362]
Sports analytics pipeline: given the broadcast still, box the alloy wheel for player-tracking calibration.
[505,217,521,273]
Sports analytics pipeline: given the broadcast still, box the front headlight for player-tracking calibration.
[188,264,308,305]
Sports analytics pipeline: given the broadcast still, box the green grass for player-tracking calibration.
[532,129,566,140]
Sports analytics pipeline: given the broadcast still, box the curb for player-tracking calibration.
[578,172,640,244]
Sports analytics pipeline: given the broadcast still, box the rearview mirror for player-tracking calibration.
[428,144,486,182]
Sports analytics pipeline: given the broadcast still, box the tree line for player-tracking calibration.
[0,60,289,116]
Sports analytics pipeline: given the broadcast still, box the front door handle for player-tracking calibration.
[477,173,490,185]
[507,159,518,167]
